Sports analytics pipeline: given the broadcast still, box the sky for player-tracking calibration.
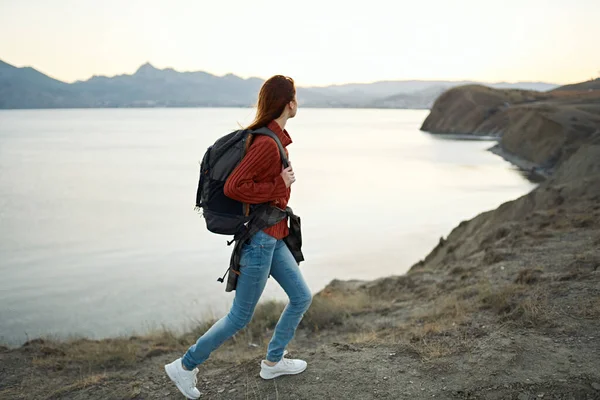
[0,0,598,86]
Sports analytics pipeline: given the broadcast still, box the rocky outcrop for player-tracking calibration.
[422,84,600,173]
[417,83,600,270]
[499,102,600,171]
[420,85,548,135]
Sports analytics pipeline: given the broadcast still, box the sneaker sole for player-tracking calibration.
[259,364,307,380]
[164,364,200,400]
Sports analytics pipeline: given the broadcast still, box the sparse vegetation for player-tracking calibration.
[45,374,107,399]
[29,338,139,371]
[572,296,600,320]
[11,292,373,375]
[514,267,543,284]
[301,290,371,332]
[483,248,512,265]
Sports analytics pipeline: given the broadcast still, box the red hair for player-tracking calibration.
[247,75,295,130]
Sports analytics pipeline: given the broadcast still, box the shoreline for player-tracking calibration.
[424,132,500,141]
[488,144,550,182]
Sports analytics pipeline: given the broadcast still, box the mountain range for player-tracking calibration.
[0,59,560,109]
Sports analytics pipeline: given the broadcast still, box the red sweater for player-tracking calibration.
[224,121,292,239]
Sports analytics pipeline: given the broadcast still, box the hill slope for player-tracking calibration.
[553,78,600,92]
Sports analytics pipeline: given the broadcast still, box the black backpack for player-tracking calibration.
[195,127,289,235]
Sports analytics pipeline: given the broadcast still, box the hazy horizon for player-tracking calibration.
[0,58,565,88]
[1,0,599,86]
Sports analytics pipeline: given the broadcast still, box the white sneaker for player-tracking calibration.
[259,357,307,380]
[164,358,201,399]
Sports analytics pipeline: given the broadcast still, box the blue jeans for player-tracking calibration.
[182,230,312,370]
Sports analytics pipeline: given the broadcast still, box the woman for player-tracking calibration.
[165,75,312,399]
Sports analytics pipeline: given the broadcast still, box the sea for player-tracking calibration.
[0,108,536,345]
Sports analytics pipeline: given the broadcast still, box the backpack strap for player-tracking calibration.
[251,127,290,169]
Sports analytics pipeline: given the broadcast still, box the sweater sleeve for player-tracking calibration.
[224,139,289,204]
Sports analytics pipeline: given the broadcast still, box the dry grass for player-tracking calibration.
[379,316,477,362]
[347,287,482,361]
[352,327,463,363]
[301,290,371,332]
[145,329,188,350]
[20,292,373,371]
[483,248,512,265]
[12,272,568,373]
[245,300,286,339]
[572,296,600,320]
[478,284,555,327]
[141,300,287,356]
[406,282,555,359]
[514,267,544,284]
[406,336,457,361]
[509,291,554,326]
[350,278,562,362]
[406,321,455,360]
[414,292,470,325]
[31,338,139,371]
[349,330,382,345]
[572,215,596,228]
[0,389,22,400]
[401,292,480,361]
[478,284,523,315]
[44,373,107,399]
[570,252,600,273]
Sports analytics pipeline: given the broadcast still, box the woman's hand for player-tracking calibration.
[281,166,296,188]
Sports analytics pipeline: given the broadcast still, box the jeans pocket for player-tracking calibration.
[247,231,277,249]
[240,240,262,266]
[241,231,276,268]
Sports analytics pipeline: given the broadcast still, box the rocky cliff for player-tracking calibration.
[421,84,600,175]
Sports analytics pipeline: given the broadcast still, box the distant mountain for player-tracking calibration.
[301,81,558,109]
[0,59,79,108]
[70,62,265,107]
[305,80,556,98]
[488,82,559,92]
[0,59,560,109]
[368,86,449,109]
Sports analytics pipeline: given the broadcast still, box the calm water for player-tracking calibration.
[0,108,536,345]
